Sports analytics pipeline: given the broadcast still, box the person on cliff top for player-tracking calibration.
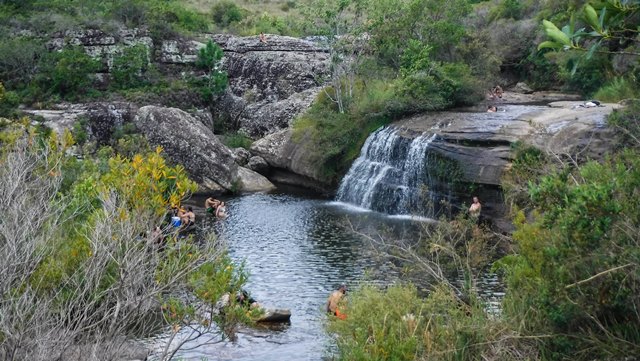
[326,284,347,319]
[469,196,481,220]
[205,197,221,214]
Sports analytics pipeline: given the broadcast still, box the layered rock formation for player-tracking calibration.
[389,99,621,228]
[208,34,329,138]
[45,29,330,139]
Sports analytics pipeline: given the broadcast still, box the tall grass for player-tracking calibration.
[593,76,639,103]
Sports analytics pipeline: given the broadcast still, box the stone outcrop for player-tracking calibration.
[44,29,330,139]
[397,102,620,186]
[22,104,88,135]
[134,106,237,192]
[86,102,138,145]
[391,100,621,229]
[208,34,330,138]
[250,129,330,192]
[133,106,275,193]
[246,156,269,175]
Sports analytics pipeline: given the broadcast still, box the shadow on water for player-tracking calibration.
[155,189,501,360]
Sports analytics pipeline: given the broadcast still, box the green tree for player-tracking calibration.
[195,40,228,102]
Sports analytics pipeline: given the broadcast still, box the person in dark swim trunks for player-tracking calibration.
[205,197,221,214]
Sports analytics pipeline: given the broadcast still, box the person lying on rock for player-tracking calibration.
[205,197,221,214]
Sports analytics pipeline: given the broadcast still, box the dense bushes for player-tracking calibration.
[110,44,151,89]
[38,46,101,99]
[328,284,512,361]
[0,124,249,360]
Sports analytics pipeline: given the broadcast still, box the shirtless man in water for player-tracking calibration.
[326,284,347,315]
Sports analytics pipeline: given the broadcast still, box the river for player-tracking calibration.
[154,187,502,360]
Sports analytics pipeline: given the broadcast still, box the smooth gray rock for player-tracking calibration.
[23,104,88,135]
[250,129,330,191]
[513,82,534,94]
[237,166,276,193]
[134,106,238,192]
[246,155,269,175]
[395,101,622,187]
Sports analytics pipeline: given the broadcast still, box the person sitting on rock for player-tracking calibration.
[181,206,196,230]
[259,32,267,43]
[236,290,260,309]
[216,202,228,219]
[205,197,221,214]
[487,85,503,100]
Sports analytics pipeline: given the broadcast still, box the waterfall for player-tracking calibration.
[335,127,438,217]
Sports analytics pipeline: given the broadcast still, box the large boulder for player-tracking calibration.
[250,129,330,191]
[237,167,276,193]
[134,106,239,192]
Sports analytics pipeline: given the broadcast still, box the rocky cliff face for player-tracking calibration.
[208,34,329,138]
[46,30,330,139]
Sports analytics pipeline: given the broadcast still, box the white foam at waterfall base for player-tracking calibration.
[335,126,438,218]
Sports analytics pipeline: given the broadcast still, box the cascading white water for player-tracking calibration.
[335,126,437,217]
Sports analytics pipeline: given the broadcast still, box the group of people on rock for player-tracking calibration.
[205,197,228,219]
[170,205,196,231]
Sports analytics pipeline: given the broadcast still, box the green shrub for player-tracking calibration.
[593,76,639,103]
[110,0,147,28]
[0,38,45,90]
[328,283,525,361]
[110,44,151,89]
[498,148,640,359]
[195,40,228,102]
[211,0,245,27]
[563,54,611,96]
[223,132,252,150]
[489,0,523,20]
[517,49,561,90]
[38,46,101,99]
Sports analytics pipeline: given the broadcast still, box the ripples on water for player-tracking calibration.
[156,191,502,360]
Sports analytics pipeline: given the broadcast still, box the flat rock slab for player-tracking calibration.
[395,101,622,186]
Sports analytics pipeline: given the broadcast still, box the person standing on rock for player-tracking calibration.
[469,196,481,221]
